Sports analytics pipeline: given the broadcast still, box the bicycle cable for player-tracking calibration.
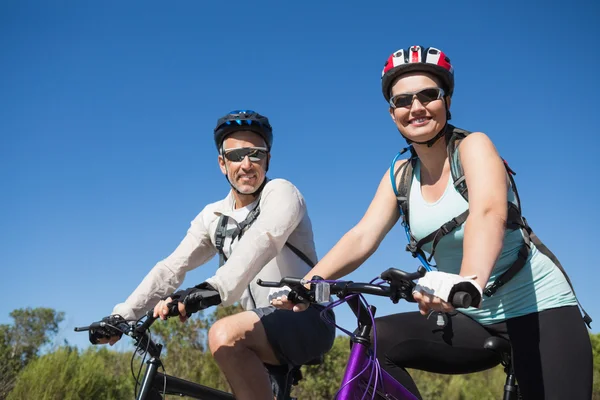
[316,280,388,400]
[97,320,148,398]
[132,316,152,398]
[160,362,167,400]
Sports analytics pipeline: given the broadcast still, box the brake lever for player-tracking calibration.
[257,277,314,305]
[380,266,425,304]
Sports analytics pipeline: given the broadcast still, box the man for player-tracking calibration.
[91,110,335,399]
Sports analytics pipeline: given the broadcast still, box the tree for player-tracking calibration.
[0,308,64,399]
[293,336,351,399]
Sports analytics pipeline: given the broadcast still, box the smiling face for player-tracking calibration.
[388,72,451,144]
[218,130,270,196]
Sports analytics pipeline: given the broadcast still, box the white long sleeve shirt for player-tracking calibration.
[112,179,317,321]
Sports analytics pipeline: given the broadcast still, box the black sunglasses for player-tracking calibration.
[389,87,445,108]
[223,147,269,162]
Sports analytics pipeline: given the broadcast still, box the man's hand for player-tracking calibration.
[153,282,221,323]
[89,315,125,345]
[154,297,189,322]
[95,335,122,346]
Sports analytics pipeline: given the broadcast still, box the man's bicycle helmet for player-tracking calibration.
[214,110,273,152]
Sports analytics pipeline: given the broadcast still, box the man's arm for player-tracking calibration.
[206,179,306,306]
[112,207,217,320]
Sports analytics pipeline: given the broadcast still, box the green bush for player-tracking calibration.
[4,306,600,400]
[8,347,133,400]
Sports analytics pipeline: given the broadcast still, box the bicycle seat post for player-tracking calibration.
[483,336,518,400]
[503,367,518,400]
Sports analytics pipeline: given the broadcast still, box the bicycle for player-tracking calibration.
[74,289,314,400]
[257,266,520,400]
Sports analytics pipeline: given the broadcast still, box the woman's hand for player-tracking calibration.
[412,290,455,316]
[412,271,482,315]
[270,294,309,312]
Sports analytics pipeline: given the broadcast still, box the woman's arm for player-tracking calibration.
[412,133,508,315]
[458,132,508,289]
[303,166,402,281]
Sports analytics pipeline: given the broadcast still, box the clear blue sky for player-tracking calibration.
[2,1,599,352]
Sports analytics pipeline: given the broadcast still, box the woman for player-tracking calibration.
[273,45,592,399]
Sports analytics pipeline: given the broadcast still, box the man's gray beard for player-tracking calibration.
[229,173,265,195]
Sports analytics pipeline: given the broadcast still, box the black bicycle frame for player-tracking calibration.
[136,356,235,400]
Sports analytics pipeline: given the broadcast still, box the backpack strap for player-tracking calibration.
[390,148,427,261]
[396,151,417,226]
[447,125,470,200]
[411,126,471,261]
[522,223,592,327]
[285,242,316,268]
[415,210,470,262]
[214,214,230,267]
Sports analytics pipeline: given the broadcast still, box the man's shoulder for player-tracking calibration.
[191,192,232,225]
[260,179,306,214]
[263,178,302,194]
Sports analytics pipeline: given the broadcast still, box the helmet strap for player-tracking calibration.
[400,122,452,147]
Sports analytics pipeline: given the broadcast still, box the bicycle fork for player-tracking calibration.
[137,357,163,400]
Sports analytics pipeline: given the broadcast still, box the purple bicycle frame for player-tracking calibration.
[318,289,421,400]
[337,340,418,400]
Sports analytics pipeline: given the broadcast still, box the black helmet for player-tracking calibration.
[213,110,273,151]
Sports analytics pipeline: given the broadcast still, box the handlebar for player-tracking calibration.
[257,266,473,309]
[74,310,162,357]
[74,290,222,358]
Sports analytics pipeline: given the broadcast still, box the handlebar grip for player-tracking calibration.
[451,291,472,309]
[287,291,309,305]
[74,326,91,332]
[73,320,105,332]
[167,302,180,316]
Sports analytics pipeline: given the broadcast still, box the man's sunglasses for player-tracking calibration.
[223,147,269,162]
[389,87,445,109]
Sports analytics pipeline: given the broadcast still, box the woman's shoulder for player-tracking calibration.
[457,131,495,152]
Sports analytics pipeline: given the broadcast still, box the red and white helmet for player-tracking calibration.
[381,45,454,102]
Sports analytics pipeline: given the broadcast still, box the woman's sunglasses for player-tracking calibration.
[389,87,445,109]
[223,147,269,162]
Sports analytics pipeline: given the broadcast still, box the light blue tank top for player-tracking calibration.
[408,160,577,325]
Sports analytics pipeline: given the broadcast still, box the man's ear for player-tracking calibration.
[218,155,227,175]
